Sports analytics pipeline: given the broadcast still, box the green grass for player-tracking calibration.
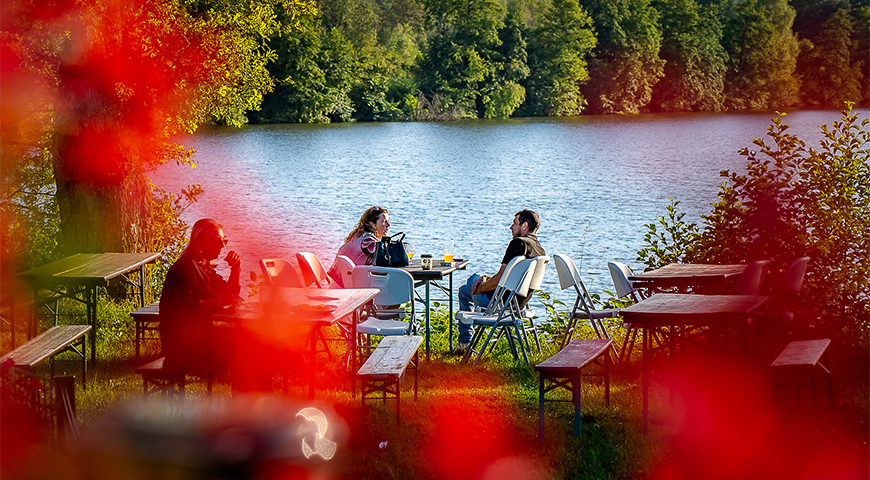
[8,297,869,479]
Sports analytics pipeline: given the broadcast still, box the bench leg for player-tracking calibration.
[538,375,545,439]
[605,350,610,407]
[414,349,419,401]
[573,373,582,438]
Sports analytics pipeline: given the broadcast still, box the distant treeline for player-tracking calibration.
[248,0,870,122]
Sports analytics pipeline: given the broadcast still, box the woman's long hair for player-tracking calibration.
[345,206,387,243]
[181,218,223,262]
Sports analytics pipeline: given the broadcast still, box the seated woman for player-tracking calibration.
[159,218,244,370]
[327,206,390,287]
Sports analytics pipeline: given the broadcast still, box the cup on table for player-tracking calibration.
[421,254,432,270]
[443,241,454,265]
[404,241,415,260]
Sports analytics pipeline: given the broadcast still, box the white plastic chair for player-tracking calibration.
[752,256,810,341]
[330,255,355,289]
[296,252,331,289]
[553,254,621,350]
[460,257,537,366]
[259,258,304,287]
[351,266,417,360]
[607,261,648,364]
[734,259,771,296]
[455,256,526,325]
[518,256,549,353]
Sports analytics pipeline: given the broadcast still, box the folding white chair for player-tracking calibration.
[734,259,771,296]
[260,258,304,287]
[330,255,355,289]
[351,266,417,360]
[553,254,621,350]
[751,256,810,345]
[460,257,537,366]
[296,252,331,288]
[455,256,525,329]
[518,256,549,354]
[607,261,648,364]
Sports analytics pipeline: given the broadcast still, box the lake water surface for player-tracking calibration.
[152,109,854,304]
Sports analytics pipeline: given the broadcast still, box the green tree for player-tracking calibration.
[650,0,727,111]
[581,0,665,114]
[851,2,869,105]
[687,106,870,346]
[1,0,316,269]
[522,0,597,116]
[797,9,863,108]
[418,0,506,117]
[720,0,801,109]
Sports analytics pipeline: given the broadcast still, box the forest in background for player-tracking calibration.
[249,0,870,122]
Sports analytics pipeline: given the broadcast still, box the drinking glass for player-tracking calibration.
[443,241,454,263]
[404,241,415,260]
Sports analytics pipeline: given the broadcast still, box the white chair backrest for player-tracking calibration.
[296,252,330,288]
[608,261,642,302]
[779,256,810,295]
[504,257,537,297]
[482,256,526,314]
[260,258,303,287]
[332,255,355,288]
[553,254,582,291]
[352,266,415,311]
[553,254,596,312]
[735,259,771,296]
[527,256,550,291]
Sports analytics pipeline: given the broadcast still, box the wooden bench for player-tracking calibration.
[135,357,188,398]
[135,356,215,399]
[770,339,833,418]
[0,325,91,386]
[534,338,613,439]
[130,301,160,360]
[356,335,423,422]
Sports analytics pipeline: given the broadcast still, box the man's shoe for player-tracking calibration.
[452,342,470,354]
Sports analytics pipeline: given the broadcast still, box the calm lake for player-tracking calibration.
[152,109,856,304]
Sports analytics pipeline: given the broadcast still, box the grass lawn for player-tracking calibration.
[3,297,868,479]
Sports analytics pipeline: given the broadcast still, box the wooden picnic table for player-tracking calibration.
[620,293,769,433]
[629,263,746,293]
[18,253,160,362]
[137,287,379,398]
[400,258,470,359]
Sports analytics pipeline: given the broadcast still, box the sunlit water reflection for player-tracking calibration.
[152,109,853,309]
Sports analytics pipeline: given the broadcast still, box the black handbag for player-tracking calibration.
[372,232,409,267]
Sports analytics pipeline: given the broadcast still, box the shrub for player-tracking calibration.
[640,104,869,348]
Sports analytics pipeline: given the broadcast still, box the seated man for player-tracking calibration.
[456,209,545,350]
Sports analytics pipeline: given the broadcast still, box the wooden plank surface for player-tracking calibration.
[131,301,161,320]
[535,338,612,374]
[629,263,746,280]
[771,339,831,368]
[0,325,91,366]
[620,294,769,327]
[357,336,422,379]
[19,253,160,285]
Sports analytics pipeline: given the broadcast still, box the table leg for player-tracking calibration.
[138,265,146,308]
[643,322,649,434]
[89,285,97,363]
[448,273,454,351]
[308,326,317,398]
[425,280,431,361]
[351,310,357,398]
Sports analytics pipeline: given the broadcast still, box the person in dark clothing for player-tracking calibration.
[159,218,244,370]
[456,209,546,348]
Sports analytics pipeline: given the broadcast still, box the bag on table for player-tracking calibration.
[372,232,409,268]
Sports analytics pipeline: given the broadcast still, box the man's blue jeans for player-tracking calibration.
[457,274,492,344]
